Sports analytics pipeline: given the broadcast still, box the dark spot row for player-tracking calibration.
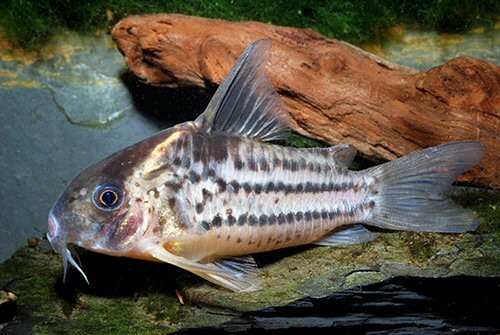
[170,135,349,182]
[225,180,363,195]
[199,201,375,231]
[235,154,341,177]
[172,133,230,170]
[195,188,214,214]
[193,179,367,215]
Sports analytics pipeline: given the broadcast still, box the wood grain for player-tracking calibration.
[112,14,499,188]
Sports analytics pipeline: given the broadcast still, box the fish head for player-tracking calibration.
[48,126,189,282]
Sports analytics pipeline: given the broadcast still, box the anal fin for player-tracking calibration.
[314,225,375,247]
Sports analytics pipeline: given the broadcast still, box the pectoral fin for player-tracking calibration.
[150,246,261,292]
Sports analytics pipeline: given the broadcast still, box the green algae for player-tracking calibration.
[1,1,498,49]
[452,189,500,235]
[285,132,328,149]
[68,297,168,335]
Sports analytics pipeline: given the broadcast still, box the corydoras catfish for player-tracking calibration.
[47,39,484,292]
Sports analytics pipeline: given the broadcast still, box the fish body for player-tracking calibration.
[123,128,374,261]
[48,40,485,291]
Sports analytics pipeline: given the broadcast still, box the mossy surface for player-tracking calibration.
[452,189,500,236]
[285,132,328,149]
[1,187,498,333]
[1,0,498,49]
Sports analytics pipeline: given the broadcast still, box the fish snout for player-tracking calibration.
[47,210,65,253]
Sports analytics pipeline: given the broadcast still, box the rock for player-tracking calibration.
[0,31,174,263]
[375,29,500,71]
[112,14,500,188]
[0,31,133,128]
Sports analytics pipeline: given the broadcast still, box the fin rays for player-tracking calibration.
[195,39,290,141]
[365,141,484,232]
[151,246,261,292]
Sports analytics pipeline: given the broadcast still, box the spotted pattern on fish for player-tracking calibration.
[150,131,377,258]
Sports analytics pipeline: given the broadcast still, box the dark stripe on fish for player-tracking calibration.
[207,168,216,177]
[212,214,222,227]
[188,171,200,183]
[230,180,240,193]
[210,179,365,196]
[199,202,371,231]
[264,182,275,193]
[211,135,229,163]
[191,133,204,163]
[260,157,270,172]
[277,213,286,225]
[249,215,258,226]
[248,157,258,171]
[243,183,252,193]
[172,156,182,166]
[180,133,191,169]
[195,202,204,214]
[259,214,267,226]
[216,178,227,192]
[201,220,210,230]
[282,159,291,171]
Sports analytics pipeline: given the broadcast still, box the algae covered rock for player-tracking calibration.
[0,190,498,334]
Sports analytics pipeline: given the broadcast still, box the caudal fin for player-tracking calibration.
[365,141,484,233]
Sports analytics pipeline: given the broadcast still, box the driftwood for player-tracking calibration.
[112,14,499,188]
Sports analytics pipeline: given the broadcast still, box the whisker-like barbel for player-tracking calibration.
[63,247,89,284]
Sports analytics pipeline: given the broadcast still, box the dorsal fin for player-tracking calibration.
[194,39,290,141]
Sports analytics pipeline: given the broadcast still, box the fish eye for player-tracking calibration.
[93,184,124,211]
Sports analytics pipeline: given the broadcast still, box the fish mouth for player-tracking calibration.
[48,211,89,284]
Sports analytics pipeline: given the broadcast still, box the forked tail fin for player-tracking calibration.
[365,141,485,233]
